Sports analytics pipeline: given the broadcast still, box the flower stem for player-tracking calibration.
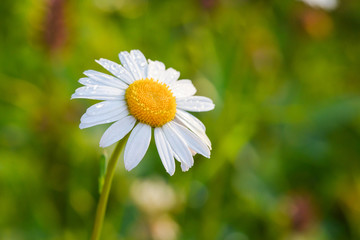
[91,139,126,240]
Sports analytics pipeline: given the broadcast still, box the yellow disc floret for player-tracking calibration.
[125,78,176,127]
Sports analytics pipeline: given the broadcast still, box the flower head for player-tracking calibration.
[72,50,214,175]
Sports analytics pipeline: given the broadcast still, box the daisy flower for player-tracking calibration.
[71,50,214,175]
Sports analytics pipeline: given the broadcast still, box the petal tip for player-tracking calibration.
[99,141,108,148]
[95,59,104,65]
[124,164,135,172]
[166,168,175,176]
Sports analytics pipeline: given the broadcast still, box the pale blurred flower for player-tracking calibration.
[151,215,179,240]
[130,178,177,214]
[131,179,180,240]
[72,50,214,175]
[300,0,338,10]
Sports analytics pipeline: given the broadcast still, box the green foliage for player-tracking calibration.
[1,0,360,239]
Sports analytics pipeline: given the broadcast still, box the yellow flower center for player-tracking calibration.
[125,78,176,127]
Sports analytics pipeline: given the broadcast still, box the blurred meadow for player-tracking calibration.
[1,0,360,239]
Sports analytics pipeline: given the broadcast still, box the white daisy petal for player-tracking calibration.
[85,100,126,116]
[130,50,148,79]
[80,109,129,129]
[124,123,152,171]
[181,162,191,172]
[189,148,197,156]
[80,70,128,89]
[119,51,142,81]
[71,86,125,101]
[159,68,180,85]
[81,106,127,123]
[172,152,192,172]
[171,122,210,158]
[175,110,211,149]
[176,96,215,112]
[99,115,136,148]
[162,122,194,169]
[175,109,205,131]
[154,128,176,175]
[96,58,134,84]
[147,60,165,81]
[170,80,197,98]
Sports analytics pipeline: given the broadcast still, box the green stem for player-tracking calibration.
[91,139,126,240]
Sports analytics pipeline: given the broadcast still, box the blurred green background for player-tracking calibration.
[1,0,360,239]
